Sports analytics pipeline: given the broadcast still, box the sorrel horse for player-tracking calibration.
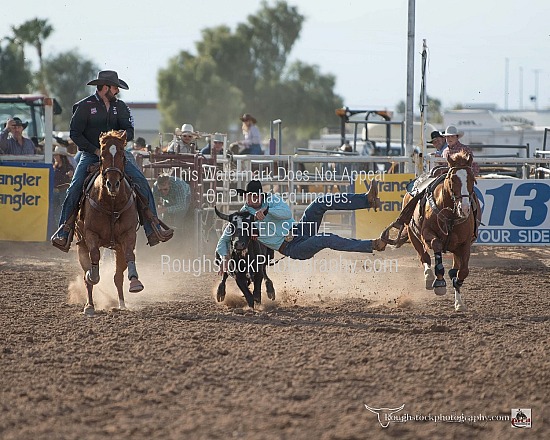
[404,151,479,311]
[75,130,143,317]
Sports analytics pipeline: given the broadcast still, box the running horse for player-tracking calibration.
[402,151,479,311]
[75,130,144,317]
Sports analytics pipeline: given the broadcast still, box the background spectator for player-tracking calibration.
[0,117,36,155]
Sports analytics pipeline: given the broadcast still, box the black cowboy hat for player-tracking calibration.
[240,113,257,124]
[236,180,265,195]
[4,117,29,130]
[87,70,129,90]
[427,130,444,144]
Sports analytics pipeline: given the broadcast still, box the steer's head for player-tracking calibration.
[215,207,258,254]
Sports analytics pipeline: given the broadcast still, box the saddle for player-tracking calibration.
[75,164,169,242]
[380,171,448,247]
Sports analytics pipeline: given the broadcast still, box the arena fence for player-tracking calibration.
[136,153,550,255]
[1,152,549,247]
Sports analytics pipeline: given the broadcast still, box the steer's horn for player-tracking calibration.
[214,206,231,221]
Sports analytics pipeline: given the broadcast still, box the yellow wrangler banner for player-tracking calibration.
[355,173,415,239]
[0,163,53,241]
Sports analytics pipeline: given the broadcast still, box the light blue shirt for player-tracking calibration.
[435,142,448,157]
[242,125,261,147]
[215,194,295,256]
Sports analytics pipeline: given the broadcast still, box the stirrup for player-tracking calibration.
[51,225,74,253]
[151,219,174,243]
[380,220,408,248]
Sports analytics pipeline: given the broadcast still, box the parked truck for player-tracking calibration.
[0,94,62,163]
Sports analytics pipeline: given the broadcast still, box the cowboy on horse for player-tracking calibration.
[379,127,482,311]
[380,125,480,248]
[51,71,173,252]
[77,130,145,316]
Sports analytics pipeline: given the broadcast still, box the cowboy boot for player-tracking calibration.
[146,218,174,246]
[51,213,76,252]
[153,221,174,242]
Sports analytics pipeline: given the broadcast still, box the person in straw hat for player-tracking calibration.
[168,123,198,153]
[441,125,479,175]
[238,113,263,154]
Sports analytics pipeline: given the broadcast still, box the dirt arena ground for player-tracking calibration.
[0,240,548,440]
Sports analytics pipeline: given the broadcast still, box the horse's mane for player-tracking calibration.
[100,130,127,149]
[448,150,472,167]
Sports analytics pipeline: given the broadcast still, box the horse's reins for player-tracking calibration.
[410,166,474,251]
[432,166,475,250]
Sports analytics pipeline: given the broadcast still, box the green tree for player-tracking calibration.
[426,95,443,124]
[158,51,244,134]
[397,95,444,123]
[11,18,53,93]
[196,26,255,99]
[42,50,99,129]
[396,100,406,114]
[237,0,304,84]
[158,1,341,150]
[0,40,32,93]
[281,61,343,142]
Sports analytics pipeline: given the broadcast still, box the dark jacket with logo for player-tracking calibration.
[69,93,134,154]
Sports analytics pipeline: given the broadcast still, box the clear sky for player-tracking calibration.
[2,0,549,112]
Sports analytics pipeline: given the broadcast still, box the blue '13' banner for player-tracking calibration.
[475,180,550,245]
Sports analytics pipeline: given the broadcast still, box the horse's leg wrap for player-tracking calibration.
[86,264,100,285]
[448,268,458,280]
[127,261,139,280]
[452,277,464,289]
[434,252,445,277]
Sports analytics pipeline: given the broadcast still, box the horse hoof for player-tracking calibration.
[455,302,468,312]
[129,279,144,293]
[432,279,447,296]
[83,305,95,317]
[267,290,276,300]
[216,286,226,303]
[119,301,127,310]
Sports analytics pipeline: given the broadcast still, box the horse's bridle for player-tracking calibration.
[445,166,474,206]
[101,148,127,194]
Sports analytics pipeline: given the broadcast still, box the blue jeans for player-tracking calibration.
[282,193,375,260]
[243,144,263,155]
[57,151,157,236]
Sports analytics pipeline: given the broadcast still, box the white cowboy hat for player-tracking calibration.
[212,133,224,143]
[441,125,464,138]
[181,123,194,134]
[53,145,69,156]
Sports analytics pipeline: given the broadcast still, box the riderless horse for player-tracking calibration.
[75,130,144,316]
[383,151,480,311]
[214,207,275,308]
